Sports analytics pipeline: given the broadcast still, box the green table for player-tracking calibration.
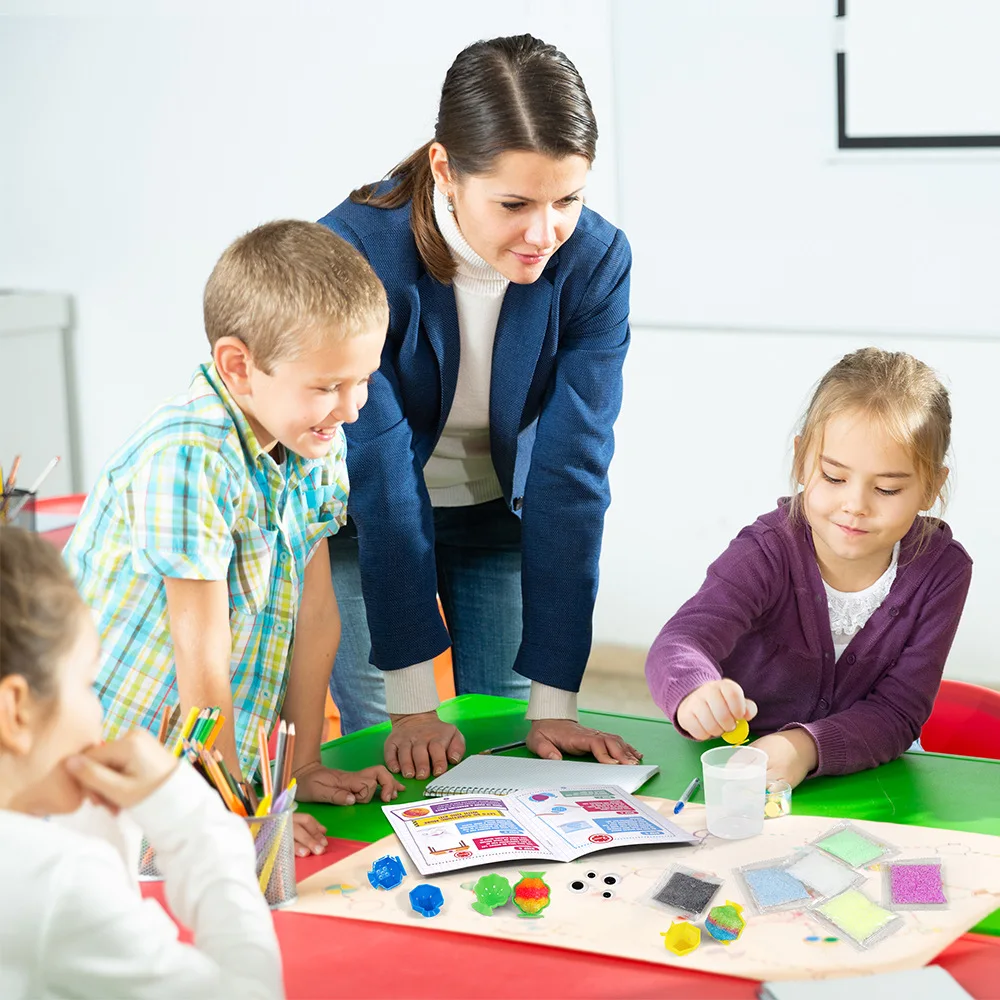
[309,694,1000,936]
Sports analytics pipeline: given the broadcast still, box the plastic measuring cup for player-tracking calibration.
[701,745,767,839]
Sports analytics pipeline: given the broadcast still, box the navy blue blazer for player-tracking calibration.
[317,192,631,692]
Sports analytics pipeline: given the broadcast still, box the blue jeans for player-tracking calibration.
[328,499,529,734]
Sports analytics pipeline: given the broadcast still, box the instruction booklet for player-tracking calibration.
[382,784,697,876]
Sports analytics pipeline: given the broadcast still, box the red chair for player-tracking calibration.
[921,679,1000,760]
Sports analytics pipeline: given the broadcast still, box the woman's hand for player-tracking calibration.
[293,760,405,806]
[751,728,818,789]
[527,719,642,764]
[65,730,178,812]
[676,679,758,740]
[385,711,466,779]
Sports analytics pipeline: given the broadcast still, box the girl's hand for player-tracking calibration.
[751,728,818,789]
[292,812,328,857]
[293,761,405,806]
[677,679,758,740]
[65,730,178,812]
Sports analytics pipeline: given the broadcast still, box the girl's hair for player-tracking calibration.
[351,34,598,283]
[792,348,952,543]
[0,526,87,700]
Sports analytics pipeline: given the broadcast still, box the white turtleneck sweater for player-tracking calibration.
[382,187,577,724]
[422,187,508,507]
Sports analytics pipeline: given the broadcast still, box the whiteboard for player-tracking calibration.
[613,1,1000,336]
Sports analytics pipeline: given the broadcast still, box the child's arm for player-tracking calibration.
[163,577,243,779]
[282,539,404,805]
[51,732,281,1000]
[768,553,973,781]
[645,527,782,734]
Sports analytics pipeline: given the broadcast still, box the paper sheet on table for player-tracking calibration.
[288,797,1000,982]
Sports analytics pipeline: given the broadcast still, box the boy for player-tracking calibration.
[64,220,402,854]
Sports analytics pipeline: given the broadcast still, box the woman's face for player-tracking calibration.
[441,149,591,285]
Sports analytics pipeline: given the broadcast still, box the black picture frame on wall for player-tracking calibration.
[836,0,1000,149]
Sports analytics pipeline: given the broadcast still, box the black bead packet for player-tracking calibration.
[642,864,724,918]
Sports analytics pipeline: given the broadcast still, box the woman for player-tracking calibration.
[320,34,641,779]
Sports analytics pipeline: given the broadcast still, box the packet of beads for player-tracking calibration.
[809,819,899,869]
[811,887,904,950]
[733,855,814,914]
[642,864,723,918]
[881,857,948,910]
[783,846,864,900]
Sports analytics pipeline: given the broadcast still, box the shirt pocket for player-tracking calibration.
[228,518,278,617]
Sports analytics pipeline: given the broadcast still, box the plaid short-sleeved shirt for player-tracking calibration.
[64,363,348,776]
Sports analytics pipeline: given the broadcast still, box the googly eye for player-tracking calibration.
[584,870,599,881]
[601,873,621,887]
[568,879,589,893]
[600,888,616,900]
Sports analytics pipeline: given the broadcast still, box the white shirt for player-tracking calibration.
[824,542,900,661]
[421,186,509,507]
[0,763,283,999]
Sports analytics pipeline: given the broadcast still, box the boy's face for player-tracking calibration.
[240,325,386,460]
[7,611,105,816]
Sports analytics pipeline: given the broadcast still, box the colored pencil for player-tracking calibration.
[172,706,200,757]
[273,720,288,797]
[280,722,295,795]
[157,704,172,745]
[257,722,273,799]
[203,711,226,750]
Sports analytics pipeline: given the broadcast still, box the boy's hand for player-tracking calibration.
[385,711,465,779]
[292,812,329,858]
[676,679,758,740]
[65,730,178,812]
[527,719,642,764]
[751,728,818,790]
[293,761,405,806]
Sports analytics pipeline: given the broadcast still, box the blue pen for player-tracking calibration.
[673,777,700,814]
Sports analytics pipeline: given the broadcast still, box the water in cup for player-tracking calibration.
[701,745,767,839]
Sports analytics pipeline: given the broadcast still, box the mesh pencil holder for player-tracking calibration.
[0,489,36,530]
[137,837,163,881]
[249,804,297,909]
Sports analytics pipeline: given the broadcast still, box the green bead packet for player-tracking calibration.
[733,854,819,915]
[881,857,949,912]
[641,863,725,918]
[809,820,900,870]
[810,887,905,950]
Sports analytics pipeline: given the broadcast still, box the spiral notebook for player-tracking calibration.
[423,754,660,796]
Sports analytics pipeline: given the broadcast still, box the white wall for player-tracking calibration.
[595,2,999,687]
[2,3,997,687]
[0,2,617,480]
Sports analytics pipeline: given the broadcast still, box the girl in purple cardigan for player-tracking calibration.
[646,348,972,788]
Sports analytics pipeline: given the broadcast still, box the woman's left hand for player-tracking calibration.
[527,719,643,764]
[751,728,818,789]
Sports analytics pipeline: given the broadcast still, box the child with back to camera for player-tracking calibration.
[645,348,972,788]
[0,526,282,999]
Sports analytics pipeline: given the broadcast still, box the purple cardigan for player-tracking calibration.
[645,502,972,777]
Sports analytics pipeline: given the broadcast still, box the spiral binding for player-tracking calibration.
[428,785,514,797]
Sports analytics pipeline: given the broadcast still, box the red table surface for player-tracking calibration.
[140,838,1000,999]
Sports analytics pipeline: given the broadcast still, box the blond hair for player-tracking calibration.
[791,348,952,543]
[203,220,388,374]
[0,526,87,701]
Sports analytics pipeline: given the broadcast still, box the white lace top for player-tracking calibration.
[823,542,900,661]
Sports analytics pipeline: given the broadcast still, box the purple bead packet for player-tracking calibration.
[881,857,948,910]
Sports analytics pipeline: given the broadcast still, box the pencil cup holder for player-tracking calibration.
[137,837,163,881]
[1,489,36,530]
[249,804,297,909]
